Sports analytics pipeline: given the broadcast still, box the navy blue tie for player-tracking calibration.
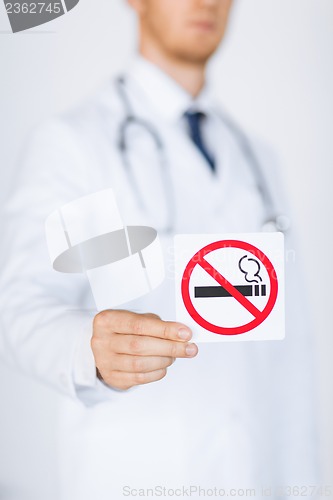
[184,111,216,173]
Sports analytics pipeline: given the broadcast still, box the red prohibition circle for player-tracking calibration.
[181,240,278,335]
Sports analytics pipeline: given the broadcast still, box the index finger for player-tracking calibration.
[96,310,192,342]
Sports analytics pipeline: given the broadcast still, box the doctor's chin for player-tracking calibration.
[0,1,332,499]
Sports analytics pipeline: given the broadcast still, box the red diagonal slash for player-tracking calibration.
[198,257,262,318]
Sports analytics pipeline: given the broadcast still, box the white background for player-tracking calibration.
[0,0,332,497]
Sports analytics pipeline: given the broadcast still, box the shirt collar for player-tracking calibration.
[125,55,216,123]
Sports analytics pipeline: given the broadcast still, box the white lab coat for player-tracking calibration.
[0,57,319,499]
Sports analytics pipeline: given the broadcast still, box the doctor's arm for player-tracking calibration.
[0,120,197,404]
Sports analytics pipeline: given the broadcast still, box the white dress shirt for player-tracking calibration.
[0,56,319,499]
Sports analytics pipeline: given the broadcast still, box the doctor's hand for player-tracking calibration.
[91,310,198,391]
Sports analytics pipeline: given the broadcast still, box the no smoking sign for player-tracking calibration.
[175,233,285,342]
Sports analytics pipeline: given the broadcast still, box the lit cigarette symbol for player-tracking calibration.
[195,284,267,298]
[194,255,267,299]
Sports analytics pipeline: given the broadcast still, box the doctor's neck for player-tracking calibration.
[139,42,207,98]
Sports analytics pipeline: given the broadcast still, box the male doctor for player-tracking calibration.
[0,0,319,499]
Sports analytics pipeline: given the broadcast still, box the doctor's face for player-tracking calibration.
[130,0,233,64]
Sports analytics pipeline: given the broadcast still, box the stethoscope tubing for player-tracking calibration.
[114,76,289,234]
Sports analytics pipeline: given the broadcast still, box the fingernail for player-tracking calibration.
[185,344,197,357]
[178,328,192,340]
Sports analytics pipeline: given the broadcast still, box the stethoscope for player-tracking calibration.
[115,76,291,235]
